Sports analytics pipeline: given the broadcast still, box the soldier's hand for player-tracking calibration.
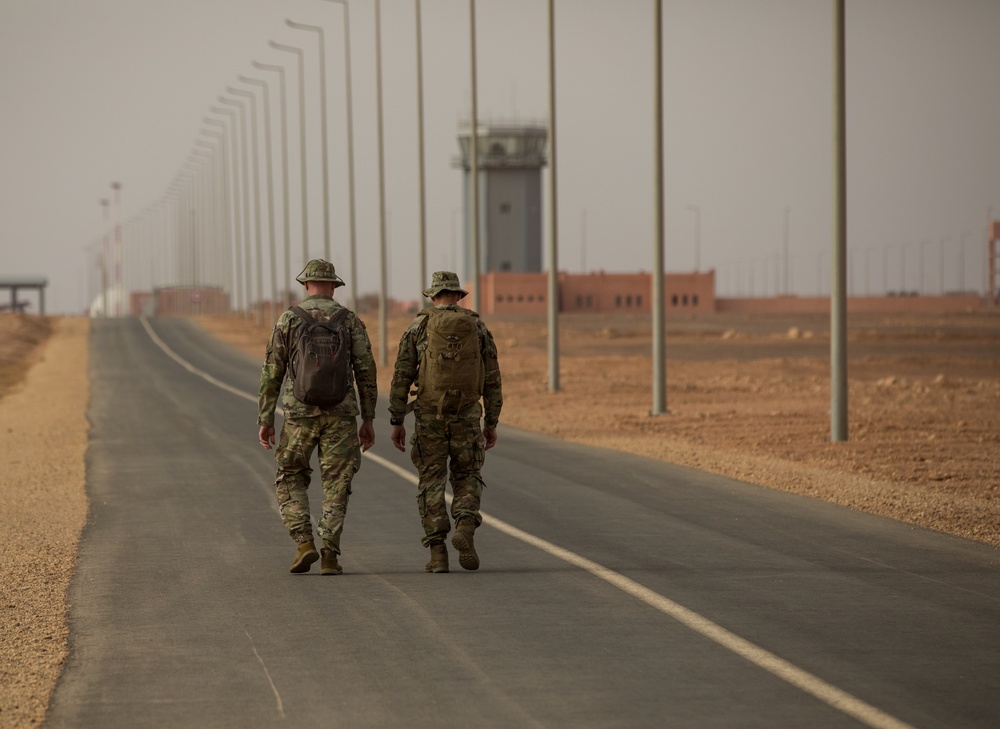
[483,426,498,451]
[359,419,375,452]
[259,425,275,450]
[391,424,407,452]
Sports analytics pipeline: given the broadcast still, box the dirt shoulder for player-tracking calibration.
[0,315,89,728]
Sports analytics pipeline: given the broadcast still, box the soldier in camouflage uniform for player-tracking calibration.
[258,259,378,575]
[389,271,502,573]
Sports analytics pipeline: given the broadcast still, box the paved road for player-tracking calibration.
[46,317,999,728]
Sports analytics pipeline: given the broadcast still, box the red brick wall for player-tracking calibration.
[477,270,717,315]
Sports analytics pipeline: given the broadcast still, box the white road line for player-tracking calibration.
[243,630,285,719]
[142,316,917,729]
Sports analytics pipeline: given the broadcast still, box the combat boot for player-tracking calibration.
[320,548,343,576]
[290,540,319,574]
[450,520,479,571]
[425,543,449,573]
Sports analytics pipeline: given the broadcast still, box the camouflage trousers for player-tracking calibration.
[410,410,486,548]
[273,414,361,555]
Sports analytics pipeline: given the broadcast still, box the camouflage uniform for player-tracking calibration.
[258,262,377,556]
[389,283,502,549]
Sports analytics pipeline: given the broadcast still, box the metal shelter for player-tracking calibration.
[0,276,48,314]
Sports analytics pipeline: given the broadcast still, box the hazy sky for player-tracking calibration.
[1,0,998,315]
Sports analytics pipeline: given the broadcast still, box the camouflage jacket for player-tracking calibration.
[388,304,503,428]
[257,295,378,426]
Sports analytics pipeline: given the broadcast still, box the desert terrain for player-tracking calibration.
[0,308,998,727]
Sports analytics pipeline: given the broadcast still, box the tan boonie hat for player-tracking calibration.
[296,259,345,287]
[422,271,469,299]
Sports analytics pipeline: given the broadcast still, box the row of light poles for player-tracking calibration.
[101,0,446,367]
[92,2,874,444]
[714,234,982,298]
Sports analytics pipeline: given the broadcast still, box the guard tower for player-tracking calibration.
[453,121,548,283]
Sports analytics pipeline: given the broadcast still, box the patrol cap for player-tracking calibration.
[296,259,345,287]
[422,271,468,298]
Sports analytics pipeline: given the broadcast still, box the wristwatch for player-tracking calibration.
[390,417,404,426]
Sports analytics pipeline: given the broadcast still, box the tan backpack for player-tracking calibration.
[415,306,485,418]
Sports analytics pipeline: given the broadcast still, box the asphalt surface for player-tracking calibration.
[45,317,1000,728]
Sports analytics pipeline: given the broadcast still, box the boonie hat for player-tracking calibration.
[422,271,469,298]
[296,259,345,287]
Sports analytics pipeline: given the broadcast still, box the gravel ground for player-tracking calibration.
[1,316,88,728]
[1,309,997,727]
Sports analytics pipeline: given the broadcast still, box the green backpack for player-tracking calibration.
[415,306,485,418]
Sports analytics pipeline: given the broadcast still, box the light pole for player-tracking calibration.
[939,236,948,294]
[375,0,388,366]
[920,239,931,294]
[218,95,254,320]
[468,0,481,315]
[783,206,790,294]
[201,122,235,308]
[198,130,233,307]
[269,40,310,274]
[100,198,110,317]
[253,60,293,306]
[547,0,560,392]
[111,182,122,316]
[318,0,358,309]
[227,87,265,325]
[191,149,218,290]
[959,232,971,291]
[208,108,246,315]
[831,0,848,442]
[286,20,331,262]
[239,74,280,315]
[226,86,264,325]
[685,203,701,273]
[416,0,428,302]
[652,0,666,416]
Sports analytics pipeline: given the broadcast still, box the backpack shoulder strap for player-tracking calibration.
[329,307,350,328]
[290,305,314,326]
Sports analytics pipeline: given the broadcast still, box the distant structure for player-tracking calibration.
[0,276,47,314]
[453,121,547,283]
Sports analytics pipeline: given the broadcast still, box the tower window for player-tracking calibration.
[499,203,511,214]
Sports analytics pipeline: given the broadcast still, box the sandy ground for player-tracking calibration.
[0,316,88,728]
[0,308,997,727]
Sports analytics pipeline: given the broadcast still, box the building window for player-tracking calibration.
[682,294,689,306]
[636,295,642,307]
[576,295,582,307]
[499,202,511,214]
[517,295,524,302]
[671,294,678,306]
[626,295,633,307]
[500,261,511,272]
[496,295,503,303]
[507,295,514,302]
[538,295,544,302]
[616,295,622,307]
[693,294,699,306]
[528,295,534,302]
